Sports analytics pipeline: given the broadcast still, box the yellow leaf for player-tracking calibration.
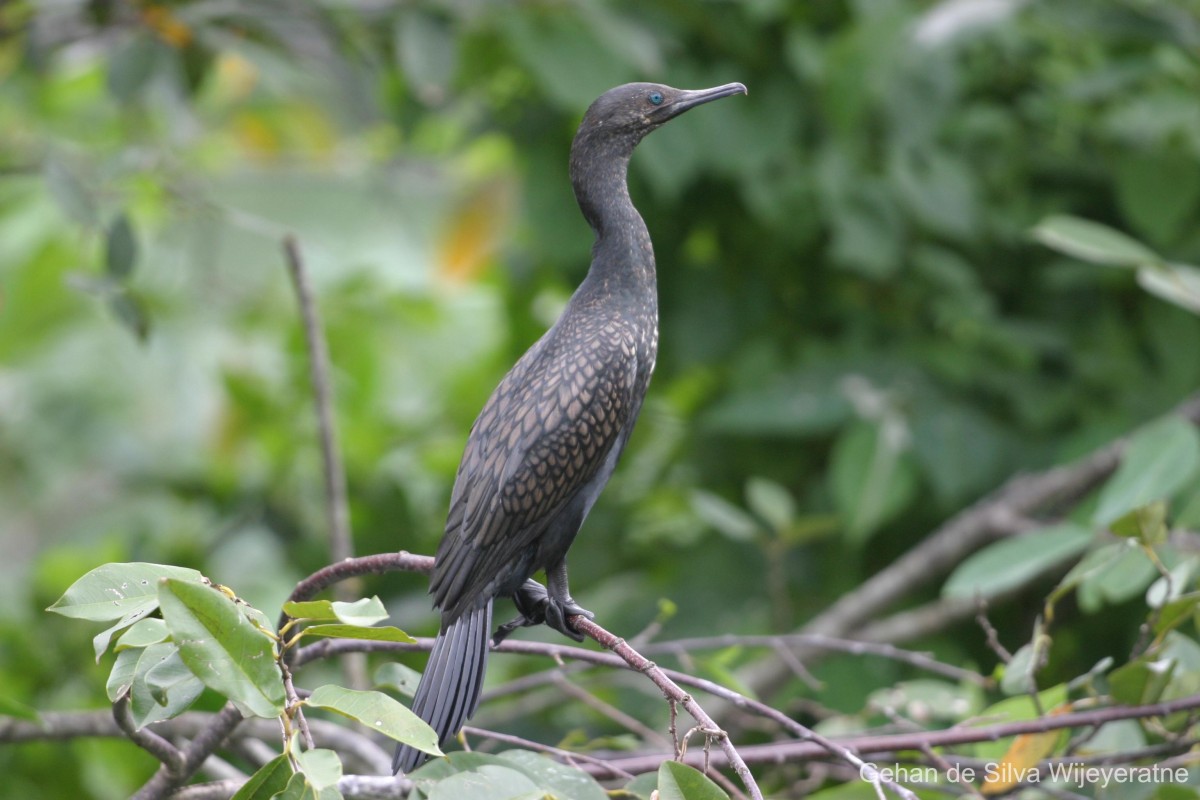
[981,705,1070,794]
[142,5,192,48]
[437,181,512,284]
[232,113,280,157]
[214,53,259,100]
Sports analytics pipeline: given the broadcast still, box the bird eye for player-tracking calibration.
[648,91,663,106]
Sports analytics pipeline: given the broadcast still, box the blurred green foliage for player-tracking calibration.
[4,0,1200,796]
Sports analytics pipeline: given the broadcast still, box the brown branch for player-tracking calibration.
[461,725,636,779]
[593,693,1200,775]
[288,552,433,608]
[113,691,185,775]
[282,235,354,576]
[283,235,365,689]
[0,711,390,775]
[640,633,991,687]
[131,702,243,800]
[737,391,1200,701]
[571,616,763,800]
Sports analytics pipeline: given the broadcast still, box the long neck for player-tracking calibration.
[569,129,655,290]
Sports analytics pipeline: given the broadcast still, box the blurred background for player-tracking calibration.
[3,0,1200,796]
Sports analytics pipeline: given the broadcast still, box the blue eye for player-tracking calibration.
[648,91,663,106]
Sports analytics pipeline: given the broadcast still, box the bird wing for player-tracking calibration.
[429,315,640,620]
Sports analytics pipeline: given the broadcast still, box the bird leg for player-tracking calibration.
[492,563,595,645]
[492,579,549,646]
[544,559,594,642]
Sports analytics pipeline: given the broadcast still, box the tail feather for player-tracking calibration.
[392,602,493,775]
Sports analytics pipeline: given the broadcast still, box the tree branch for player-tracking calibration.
[591,692,1200,775]
[737,391,1200,700]
[131,702,243,800]
[282,235,354,577]
[113,691,185,775]
[571,616,764,800]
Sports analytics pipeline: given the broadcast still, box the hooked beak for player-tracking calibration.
[653,82,748,122]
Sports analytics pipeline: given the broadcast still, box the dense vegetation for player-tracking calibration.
[3,1,1200,798]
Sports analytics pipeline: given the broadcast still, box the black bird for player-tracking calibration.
[393,80,747,775]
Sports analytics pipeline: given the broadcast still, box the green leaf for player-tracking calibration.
[1093,416,1200,526]
[105,213,138,279]
[690,490,759,541]
[106,648,141,703]
[1137,262,1200,315]
[970,685,1068,761]
[297,625,415,643]
[1110,658,1175,705]
[1032,214,1159,268]
[1078,545,1159,613]
[115,618,170,652]
[108,290,150,341]
[395,11,458,102]
[373,662,421,697]
[1114,151,1200,246]
[143,645,204,709]
[48,562,203,622]
[283,600,341,622]
[498,750,608,800]
[0,694,40,722]
[943,523,1093,600]
[1147,559,1197,609]
[1000,643,1040,696]
[43,154,98,227]
[158,578,285,719]
[107,33,162,103]
[829,420,918,544]
[93,607,156,663]
[427,765,541,800]
[232,755,293,800]
[1110,500,1169,546]
[622,773,659,800]
[1154,593,1200,637]
[744,477,795,532]
[283,596,390,627]
[306,685,441,756]
[273,773,311,800]
[128,642,204,727]
[296,749,342,790]
[657,760,729,800]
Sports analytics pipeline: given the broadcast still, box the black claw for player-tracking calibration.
[495,578,593,643]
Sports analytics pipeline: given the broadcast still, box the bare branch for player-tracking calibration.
[737,392,1200,701]
[283,235,365,689]
[113,692,185,774]
[640,633,990,687]
[593,692,1200,775]
[131,702,243,800]
[282,235,354,576]
[571,616,763,800]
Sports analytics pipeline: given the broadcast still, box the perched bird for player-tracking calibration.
[393,80,747,775]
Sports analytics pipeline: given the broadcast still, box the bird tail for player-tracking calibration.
[392,601,493,775]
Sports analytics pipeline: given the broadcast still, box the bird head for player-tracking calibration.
[577,81,748,144]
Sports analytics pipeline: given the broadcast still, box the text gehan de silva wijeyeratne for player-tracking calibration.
[863,761,1192,790]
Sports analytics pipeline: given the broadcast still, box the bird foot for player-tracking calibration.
[492,579,594,645]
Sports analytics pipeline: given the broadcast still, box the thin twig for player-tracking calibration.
[551,671,672,748]
[460,725,637,779]
[572,616,764,800]
[642,633,989,687]
[974,598,1012,663]
[282,235,354,574]
[738,392,1200,701]
[282,235,364,689]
